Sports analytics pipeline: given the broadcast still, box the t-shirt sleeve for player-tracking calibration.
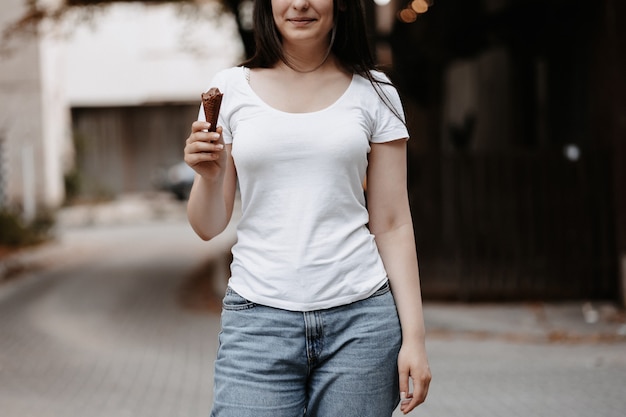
[197,69,233,144]
[369,74,410,143]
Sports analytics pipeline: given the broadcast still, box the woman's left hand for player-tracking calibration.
[397,341,431,414]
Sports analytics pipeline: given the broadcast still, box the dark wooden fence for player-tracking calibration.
[409,149,617,301]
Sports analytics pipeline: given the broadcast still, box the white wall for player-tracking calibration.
[64,3,244,106]
[0,0,59,215]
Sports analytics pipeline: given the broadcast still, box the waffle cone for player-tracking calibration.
[201,88,223,132]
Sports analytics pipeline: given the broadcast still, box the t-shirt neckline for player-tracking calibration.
[241,66,356,116]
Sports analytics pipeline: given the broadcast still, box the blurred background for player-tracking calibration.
[1,2,626,417]
[1,0,624,304]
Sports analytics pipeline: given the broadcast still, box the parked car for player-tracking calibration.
[156,161,195,200]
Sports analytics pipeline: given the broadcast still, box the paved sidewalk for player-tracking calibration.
[425,300,626,343]
[1,195,625,417]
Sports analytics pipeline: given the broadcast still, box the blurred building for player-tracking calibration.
[65,2,243,199]
[0,1,243,212]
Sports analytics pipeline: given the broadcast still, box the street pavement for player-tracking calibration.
[1,193,625,417]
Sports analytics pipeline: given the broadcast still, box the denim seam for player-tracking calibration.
[304,311,324,370]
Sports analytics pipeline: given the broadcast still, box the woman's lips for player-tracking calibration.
[288,17,316,26]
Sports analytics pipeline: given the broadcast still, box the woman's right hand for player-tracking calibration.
[184,121,227,182]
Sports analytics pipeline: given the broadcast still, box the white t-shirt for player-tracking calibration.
[199,66,409,311]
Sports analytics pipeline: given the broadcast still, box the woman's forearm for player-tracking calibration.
[187,173,235,241]
[374,223,426,343]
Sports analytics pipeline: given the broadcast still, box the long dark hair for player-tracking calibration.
[240,0,405,123]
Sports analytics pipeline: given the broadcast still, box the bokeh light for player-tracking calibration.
[411,0,429,13]
[398,0,432,23]
[398,7,418,23]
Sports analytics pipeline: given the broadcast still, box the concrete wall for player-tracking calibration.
[63,3,244,106]
[0,0,67,217]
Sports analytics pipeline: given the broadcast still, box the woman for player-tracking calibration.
[184,0,431,415]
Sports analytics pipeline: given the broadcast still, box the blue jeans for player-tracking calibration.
[210,281,402,417]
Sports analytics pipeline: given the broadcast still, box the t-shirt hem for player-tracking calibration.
[228,275,390,312]
[371,131,410,144]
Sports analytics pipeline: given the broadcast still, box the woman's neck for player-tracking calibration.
[283,54,329,74]
[281,40,333,74]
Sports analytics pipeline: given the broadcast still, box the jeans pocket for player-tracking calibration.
[222,287,257,311]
